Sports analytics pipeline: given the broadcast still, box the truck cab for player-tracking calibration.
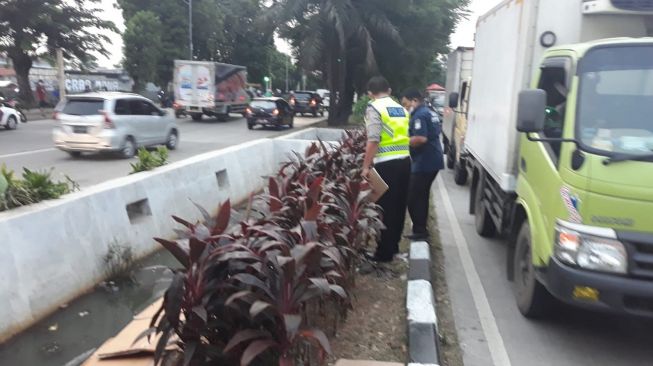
[514,39,653,317]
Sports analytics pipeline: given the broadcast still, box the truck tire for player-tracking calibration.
[446,144,455,169]
[474,172,496,237]
[191,113,202,121]
[513,221,554,318]
[454,159,468,185]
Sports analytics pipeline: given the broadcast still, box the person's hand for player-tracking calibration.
[362,167,371,180]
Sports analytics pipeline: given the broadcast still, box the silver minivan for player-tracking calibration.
[53,92,179,158]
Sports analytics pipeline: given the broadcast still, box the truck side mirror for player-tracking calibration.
[517,89,546,133]
[448,92,459,109]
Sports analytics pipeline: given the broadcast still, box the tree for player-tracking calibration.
[0,0,116,105]
[118,0,276,88]
[269,0,469,125]
[123,11,163,92]
[118,0,194,87]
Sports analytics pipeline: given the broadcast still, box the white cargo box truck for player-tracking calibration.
[458,0,653,191]
[443,46,474,171]
[173,60,250,122]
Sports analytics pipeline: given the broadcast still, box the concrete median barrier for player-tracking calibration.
[0,132,327,341]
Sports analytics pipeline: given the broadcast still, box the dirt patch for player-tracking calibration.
[429,205,464,366]
[328,238,410,364]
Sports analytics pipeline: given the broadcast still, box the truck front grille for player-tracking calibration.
[611,0,653,11]
[624,238,653,279]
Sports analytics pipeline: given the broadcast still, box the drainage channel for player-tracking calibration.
[0,249,179,366]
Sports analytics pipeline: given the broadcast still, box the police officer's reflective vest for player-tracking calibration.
[368,97,410,159]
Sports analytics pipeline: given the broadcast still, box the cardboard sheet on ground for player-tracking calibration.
[334,360,403,366]
[367,168,388,202]
[82,298,175,366]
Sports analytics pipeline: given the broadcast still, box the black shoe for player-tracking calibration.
[403,233,430,241]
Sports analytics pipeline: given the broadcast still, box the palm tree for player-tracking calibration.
[265,0,403,125]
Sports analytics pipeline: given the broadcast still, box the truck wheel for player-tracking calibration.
[473,173,496,237]
[191,113,202,121]
[453,159,468,185]
[514,221,553,318]
[446,145,456,169]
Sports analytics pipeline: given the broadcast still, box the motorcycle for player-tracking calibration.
[0,97,27,123]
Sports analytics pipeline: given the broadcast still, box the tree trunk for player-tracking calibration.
[327,47,351,126]
[9,50,35,106]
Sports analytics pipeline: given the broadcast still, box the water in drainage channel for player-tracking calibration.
[0,249,179,366]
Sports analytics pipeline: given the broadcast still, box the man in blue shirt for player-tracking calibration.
[401,88,445,240]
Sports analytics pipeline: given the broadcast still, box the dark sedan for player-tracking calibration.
[245,98,295,129]
[289,91,324,117]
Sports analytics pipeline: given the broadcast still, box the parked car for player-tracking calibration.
[245,97,294,129]
[289,91,324,117]
[52,92,179,158]
[0,100,21,130]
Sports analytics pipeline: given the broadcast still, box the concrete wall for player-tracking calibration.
[281,127,351,142]
[0,135,322,341]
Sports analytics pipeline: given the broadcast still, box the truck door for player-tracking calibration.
[519,57,571,263]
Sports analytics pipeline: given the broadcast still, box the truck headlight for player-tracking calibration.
[554,221,627,274]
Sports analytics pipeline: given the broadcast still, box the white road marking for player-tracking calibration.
[436,175,512,366]
[0,148,57,159]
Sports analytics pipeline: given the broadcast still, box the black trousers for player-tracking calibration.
[374,157,411,262]
[407,171,438,235]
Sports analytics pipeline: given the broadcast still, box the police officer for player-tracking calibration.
[401,88,444,240]
[362,76,411,262]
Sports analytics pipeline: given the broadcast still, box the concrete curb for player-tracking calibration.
[406,241,441,366]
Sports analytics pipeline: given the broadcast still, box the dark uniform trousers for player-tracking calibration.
[374,156,411,261]
[407,171,438,236]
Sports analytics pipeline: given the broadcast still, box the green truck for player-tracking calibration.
[450,0,653,317]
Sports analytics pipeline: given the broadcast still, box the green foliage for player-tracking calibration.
[0,165,78,211]
[271,0,469,124]
[0,0,117,104]
[118,0,278,88]
[123,11,163,91]
[103,241,135,281]
[129,147,169,174]
[350,95,371,125]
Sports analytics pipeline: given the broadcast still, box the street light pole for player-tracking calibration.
[285,56,288,92]
[188,0,193,59]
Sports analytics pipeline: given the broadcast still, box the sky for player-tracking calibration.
[96,0,504,68]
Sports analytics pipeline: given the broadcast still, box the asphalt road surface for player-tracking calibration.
[433,170,653,366]
[0,114,322,188]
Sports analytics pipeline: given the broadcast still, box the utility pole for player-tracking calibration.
[285,56,289,92]
[189,0,193,59]
[183,0,193,59]
[56,48,65,100]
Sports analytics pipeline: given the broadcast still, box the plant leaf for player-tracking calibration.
[154,238,189,268]
[164,272,185,328]
[284,314,302,338]
[224,329,268,354]
[192,306,207,322]
[189,237,207,264]
[183,341,198,366]
[213,200,231,235]
[241,340,278,366]
[249,300,272,319]
[299,328,332,355]
[172,215,194,229]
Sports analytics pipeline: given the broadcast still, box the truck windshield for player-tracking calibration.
[577,45,653,156]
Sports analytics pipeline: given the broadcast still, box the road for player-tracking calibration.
[434,169,653,366]
[0,115,321,188]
